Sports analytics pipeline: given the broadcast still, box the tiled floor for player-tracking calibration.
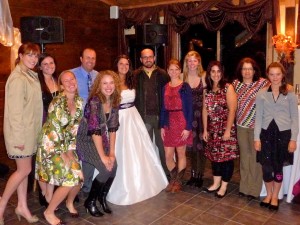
[1,149,300,224]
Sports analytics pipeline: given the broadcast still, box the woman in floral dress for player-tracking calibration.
[202,61,239,198]
[35,70,83,225]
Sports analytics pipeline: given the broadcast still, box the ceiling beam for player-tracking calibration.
[100,0,200,9]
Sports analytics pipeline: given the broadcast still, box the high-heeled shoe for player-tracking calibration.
[202,186,220,193]
[215,190,228,198]
[260,199,271,207]
[15,208,39,223]
[269,200,279,211]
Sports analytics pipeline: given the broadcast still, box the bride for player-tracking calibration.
[107,55,168,205]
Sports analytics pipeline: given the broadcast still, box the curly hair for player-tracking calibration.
[182,50,205,82]
[88,70,121,108]
[266,62,288,95]
[235,57,261,82]
[205,61,226,91]
[114,55,136,89]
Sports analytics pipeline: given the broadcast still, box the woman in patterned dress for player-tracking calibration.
[76,70,121,217]
[182,51,206,187]
[160,59,193,193]
[1,43,42,224]
[232,58,269,200]
[35,70,83,225]
[37,53,59,208]
[202,61,239,198]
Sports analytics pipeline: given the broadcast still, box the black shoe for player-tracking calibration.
[268,200,279,211]
[238,192,246,197]
[203,186,220,193]
[186,170,196,186]
[215,190,227,198]
[39,191,49,208]
[194,174,203,188]
[260,200,270,207]
[247,195,256,201]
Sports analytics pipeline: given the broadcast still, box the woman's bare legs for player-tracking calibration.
[38,181,54,203]
[0,157,33,221]
[176,146,186,172]
[44,186,72,225]
[66,185,81,214]
[164,147,176,170]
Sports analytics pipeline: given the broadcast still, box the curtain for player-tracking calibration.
[118,0,278,62]
[0,0,14,46]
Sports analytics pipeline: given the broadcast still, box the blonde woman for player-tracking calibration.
[182,51,206,187]
[35,70,83,225]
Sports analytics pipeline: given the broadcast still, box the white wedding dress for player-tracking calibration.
[107,89,168,205]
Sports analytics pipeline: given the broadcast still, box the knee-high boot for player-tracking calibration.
[98,177,114,214]
[84,179,104,217]
[165,166,177,192]
[172,168,186,193]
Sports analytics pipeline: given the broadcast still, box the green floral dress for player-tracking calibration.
[35,93,83,186]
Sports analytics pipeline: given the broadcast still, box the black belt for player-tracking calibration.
[119,102,134,110]
[167,109,182,112]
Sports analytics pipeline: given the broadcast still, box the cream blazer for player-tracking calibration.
[4,64,43,157]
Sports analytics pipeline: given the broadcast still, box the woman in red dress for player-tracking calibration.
[160,59,193,193]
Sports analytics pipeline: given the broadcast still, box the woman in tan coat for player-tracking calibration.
[0,43,42,224]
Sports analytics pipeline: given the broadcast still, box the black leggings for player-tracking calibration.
[211,160,234,182]
[262,160,283,183]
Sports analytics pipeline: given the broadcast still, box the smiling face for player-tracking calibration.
[40,56,56,76]
[268,67,283,86]
[167,64,181,80]
[80,49,96,72]
[60,71,77,94]
[19,51,39,70]
[100,74,115,99]
[117,58,129,76]
[140,49,155,69]
[187,56,199,72]
[210,65,222,85]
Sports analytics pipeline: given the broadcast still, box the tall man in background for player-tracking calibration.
[72,48,98,195]
[134,48,170,175]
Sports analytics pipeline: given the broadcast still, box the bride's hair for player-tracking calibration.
[114,54,136,89]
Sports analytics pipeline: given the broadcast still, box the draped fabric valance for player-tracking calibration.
[118,0,279,63]
[120,0,277,34]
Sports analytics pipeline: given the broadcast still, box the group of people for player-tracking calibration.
[0,43,298,225]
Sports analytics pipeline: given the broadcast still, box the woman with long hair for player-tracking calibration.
[107,55,167,205]
[36,53,59,208]
[202,61,239,198]
[76,70,121,216]
[254,62,298,210]
[1,42,42,224]
[182,51,206,187]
